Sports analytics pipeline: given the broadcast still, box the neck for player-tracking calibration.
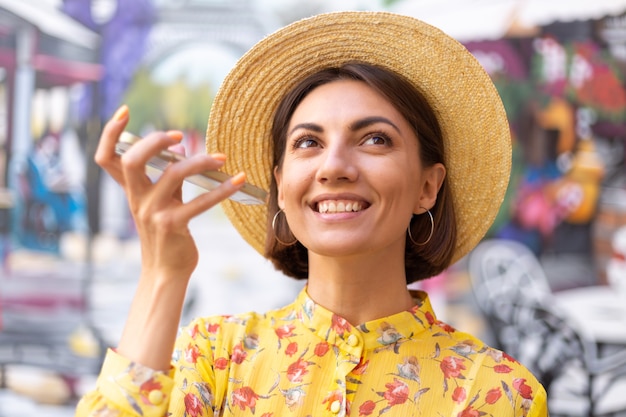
[306,249,415,326]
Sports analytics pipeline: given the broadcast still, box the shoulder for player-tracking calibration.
[177,302,297,346]
[429,321,548,415]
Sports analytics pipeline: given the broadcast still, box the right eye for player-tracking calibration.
[294,137,320,149]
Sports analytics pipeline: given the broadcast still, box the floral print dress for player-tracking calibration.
[76,289,548,417]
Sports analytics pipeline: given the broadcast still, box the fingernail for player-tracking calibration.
[211,153,227,162]
[112,105,129,122]
[166,130,184,142]
[231,172,246,186]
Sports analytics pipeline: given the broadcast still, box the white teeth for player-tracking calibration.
[318,200,363,213]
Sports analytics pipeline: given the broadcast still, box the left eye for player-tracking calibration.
[364,135,388,146]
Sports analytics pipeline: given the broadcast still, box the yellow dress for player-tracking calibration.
[76,289,548,416]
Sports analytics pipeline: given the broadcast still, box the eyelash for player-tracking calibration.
[292,135,319,149]
[291,131,393,149]
[363,132,392,146]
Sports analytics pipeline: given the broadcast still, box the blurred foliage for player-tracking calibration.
[122,68,213,134]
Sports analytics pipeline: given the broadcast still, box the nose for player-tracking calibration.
[315,142,359,184]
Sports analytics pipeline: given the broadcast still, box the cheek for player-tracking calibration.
[281,172,315,208]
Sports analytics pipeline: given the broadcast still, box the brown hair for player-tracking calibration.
[264,62,456,283]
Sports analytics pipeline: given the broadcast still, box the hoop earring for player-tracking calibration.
[272,209,298,246]
[408,208,434,246]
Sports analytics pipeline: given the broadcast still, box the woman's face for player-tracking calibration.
[274,79,443,258]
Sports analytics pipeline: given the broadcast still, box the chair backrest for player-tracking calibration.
[512,299,587,389]
[467,239,553,352]
[468,239,587,389]
[468,238,552,317]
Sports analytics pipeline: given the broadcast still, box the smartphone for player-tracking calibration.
[115,132,267,205]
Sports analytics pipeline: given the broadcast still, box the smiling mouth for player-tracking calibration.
[316,200,367,213]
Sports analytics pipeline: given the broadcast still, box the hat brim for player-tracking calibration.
[206,11,511,266]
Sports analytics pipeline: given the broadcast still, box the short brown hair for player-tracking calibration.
[264,62,456,283]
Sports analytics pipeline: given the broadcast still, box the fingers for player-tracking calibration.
[94,105,129,184]
[121,130,184,196]
[176,171,247,220]
[95,104,248,227]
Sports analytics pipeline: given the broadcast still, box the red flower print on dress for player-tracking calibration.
[287,357,311,382]
[189,324,200,339]
[494,364,513,373]
[440,356,466,379]
[314,341,330,357]
[513,378,533,400]
[206,323,220,334]
[353,358,370,375]
[383,378,409,406]
[437,321,456,334]
[214,357,228,370]
[231,342,247,364]
[139,379,162,405]
[275,323,296,339]
[452,386,467,403]
[503,352,518,363]
[359,399,376,416]
[184,344,202,364]
[184,392,203,417]
[285,341,298,356]
[425,311,436,326]
[485,387,502,404]
[231,386,260,413]
[331,314,352,336]
[457,406,480,417]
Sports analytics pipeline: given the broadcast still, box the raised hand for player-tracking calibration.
[95,105,246,370]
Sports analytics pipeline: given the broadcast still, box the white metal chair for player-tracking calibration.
[468,238,626,416]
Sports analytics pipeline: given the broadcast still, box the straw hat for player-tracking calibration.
[206,11,511,265]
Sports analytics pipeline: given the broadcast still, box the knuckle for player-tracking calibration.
[120,153,144,171]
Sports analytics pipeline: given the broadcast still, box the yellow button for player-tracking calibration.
[347,334,358,347]
[148,390,164,405]
[330,400,341,414]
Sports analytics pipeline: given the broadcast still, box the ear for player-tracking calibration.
[415,163,446,214]
[274,166,285,210]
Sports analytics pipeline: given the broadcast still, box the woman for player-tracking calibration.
[77,11,548,417]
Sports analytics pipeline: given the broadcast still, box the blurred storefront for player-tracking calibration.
[0,0,102,254]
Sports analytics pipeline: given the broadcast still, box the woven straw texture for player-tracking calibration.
[206,11,511,266]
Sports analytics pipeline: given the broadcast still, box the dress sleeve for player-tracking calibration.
[75,318,224,417]
[527,384,550,417]
[75,349,175,417]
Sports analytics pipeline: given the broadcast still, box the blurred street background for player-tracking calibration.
[1,0,626,416]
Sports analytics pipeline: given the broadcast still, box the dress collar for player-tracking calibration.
[292,287,439,353]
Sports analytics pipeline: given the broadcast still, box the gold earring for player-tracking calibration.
[272,209,298,246]
[408,208,434,246]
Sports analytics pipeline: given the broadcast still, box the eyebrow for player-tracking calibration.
[288,116,401,137]
[350,116,401,134]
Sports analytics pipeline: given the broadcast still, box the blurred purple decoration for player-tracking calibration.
[63,0,155,119]
[465,40,528,80]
